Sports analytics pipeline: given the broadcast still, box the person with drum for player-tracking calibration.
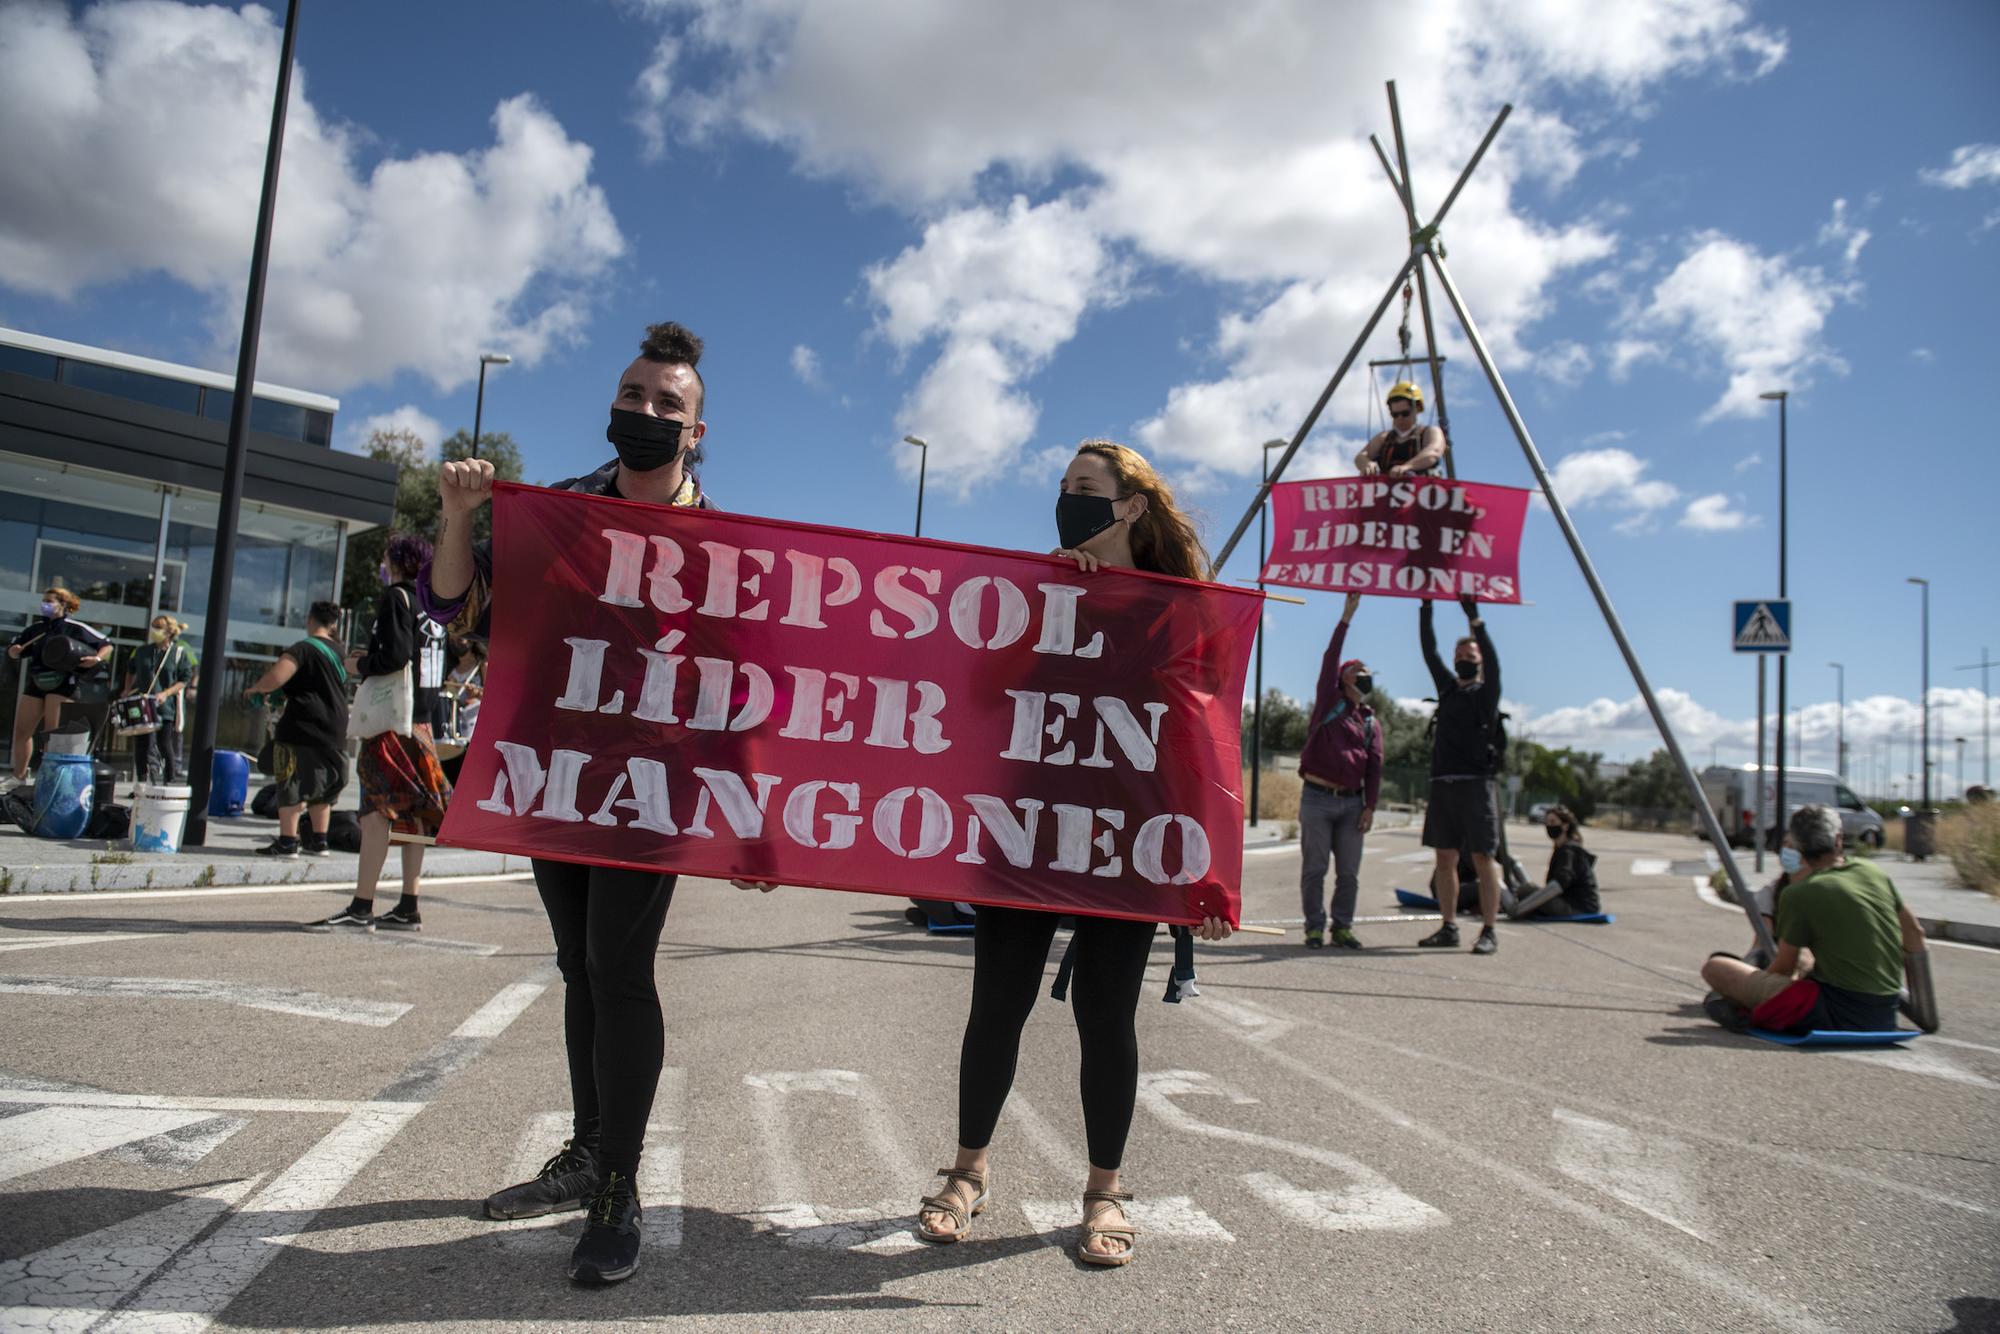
[7,586,110,784]
[120,615,196,784]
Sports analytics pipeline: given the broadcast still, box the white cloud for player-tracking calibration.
[1546,447,1680,532]
[1909,347,1935,363]
[1608,338,1664,379]
[635,0,1783,491]
[1817,197,1870,271]
[340,405,445,457]
[0,1,623,394]
[633,36,679,160]
[1537,339,1594,387]
[1919,143,2000,189]
[1679,492,1757,531]
[1733,451,1761,472]
[1633,231,1856,420]
[1581,428,1629,446]
[866,196,1121,495]
[789,343,822,387]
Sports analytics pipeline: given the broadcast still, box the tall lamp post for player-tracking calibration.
[1908,576,1934,858]
[1958,647,1994,788]
[1248,438,1288,828]
[901,435,930,537]
[471,352,511,459]
[1829,661,1845,781]
[1759,389,1788,845]
[1957,736,1968,799]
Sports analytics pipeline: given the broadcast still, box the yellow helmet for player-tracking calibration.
[1385,380,1424,410]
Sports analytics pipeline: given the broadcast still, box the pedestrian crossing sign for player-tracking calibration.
[1732,599,1791,652]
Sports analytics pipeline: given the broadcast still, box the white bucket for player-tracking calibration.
[130,783,193,854]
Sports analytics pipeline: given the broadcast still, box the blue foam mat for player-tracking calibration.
[1394,888,1441,910]
[1517,912,1614,924]
[1747,1028,1920,1047]
[926,921,975,934]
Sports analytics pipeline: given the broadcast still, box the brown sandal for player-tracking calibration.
[1078,1188,1138,1267]
[916,1166,990,1244]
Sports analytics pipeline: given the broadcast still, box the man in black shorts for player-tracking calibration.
[1418,595,1503,955]
[245,601,351,872]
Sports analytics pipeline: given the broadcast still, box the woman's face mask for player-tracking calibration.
[39,600,59,618]
[1546,823,1564,840]
[1055,492,1123,551]
[148,626,169,645]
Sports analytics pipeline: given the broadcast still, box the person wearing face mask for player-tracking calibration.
[1355,381,1448,478]
[1295,591,1384,949]
[912,440,1234,1269]
[421,321,720,1288]
[8,586,111,784]
[1416,594,1504,954]
[121,616,196,784]
[1504,804,1599,918]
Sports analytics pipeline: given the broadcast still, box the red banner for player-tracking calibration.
[436,484,1262,925]
[1258,476,1531,603]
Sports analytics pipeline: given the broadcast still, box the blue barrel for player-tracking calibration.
[33,752,95,839]
[209,749,252,817]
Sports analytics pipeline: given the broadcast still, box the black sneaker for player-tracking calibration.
[1303,928,1324,949]
[569,1172,643,1285]
[1703,991,1750,1033]
[1471,925,1498,955]
[1417,923,1460,948]
[299,834,331,857]
[1330,927,1363,950]
[486,1138,601,1220]
[373,903,422,932]
[303,908,375,933]
[257,836,300,859]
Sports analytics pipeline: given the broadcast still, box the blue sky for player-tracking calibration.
[2,0,1995,790]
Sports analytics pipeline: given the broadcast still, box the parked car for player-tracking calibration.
[1697,765,1884,849]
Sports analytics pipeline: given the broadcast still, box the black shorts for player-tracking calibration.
[1422,778,1498,855]
[22,673,75,700]
[273,742,347,808]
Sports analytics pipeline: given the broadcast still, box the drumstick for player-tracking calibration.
[387,832,438,846]
[1235,923,1285,936]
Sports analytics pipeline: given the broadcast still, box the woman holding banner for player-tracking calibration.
[913,440,1234,1268]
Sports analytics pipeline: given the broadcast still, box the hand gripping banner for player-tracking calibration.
[1258,475,1531,603]
[438,484,1263,926]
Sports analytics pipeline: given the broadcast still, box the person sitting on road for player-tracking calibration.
[1297,590,1383,950]
[1355,381,1448,478]
[1701,805,1927,1034]
[1505,805,1599,918]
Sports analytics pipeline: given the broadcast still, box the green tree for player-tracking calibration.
[1608,748,1690,818]
[341,429,524,615]
[1241,688,1309,757]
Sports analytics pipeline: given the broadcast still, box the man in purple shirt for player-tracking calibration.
[1297,592,1384,949]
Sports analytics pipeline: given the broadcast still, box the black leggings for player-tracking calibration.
[957,906,1158,1171]
[532,858,677,1180]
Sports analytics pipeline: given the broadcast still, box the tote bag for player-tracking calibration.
[346,589,414,740]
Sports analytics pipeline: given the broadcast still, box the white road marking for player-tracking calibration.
[1385,850,1437,865]
[1,870,538,904]
[1931,1036,2000,1056]
[1244,842,1302,857]
[744,1069,923,1252]
[644,1067,687,1249]
[0,975,411,1027]
[0,1088,401,1116]
[0,933,166,953]
[1191,993,1297,1044]
[108,1116,248,1170]
[1630,858,1672,876]
[1184,1011,1845,1331]
[452,977,552,1039]
[0,1176,261,1333]
[1831,1043,2000,1091]
[1000,1094,1081,1173]
[1020,1196,1234,1242]
[1135,1070,1443,1233]
[359,933,502,957]
[1552,1108,1710,1241]
[0,1106,214,1186]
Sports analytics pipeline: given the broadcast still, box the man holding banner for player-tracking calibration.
[1295,591,1382,949]
[1418,595,1504,955]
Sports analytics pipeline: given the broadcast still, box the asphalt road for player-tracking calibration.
[1,821,1995,1332]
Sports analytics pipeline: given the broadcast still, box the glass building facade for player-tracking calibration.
[0,328,396,765]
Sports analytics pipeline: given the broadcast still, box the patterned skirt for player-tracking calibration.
[358,725,452,837]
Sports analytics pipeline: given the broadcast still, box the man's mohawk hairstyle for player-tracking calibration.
[640,322,704,367]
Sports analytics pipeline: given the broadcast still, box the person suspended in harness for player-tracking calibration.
[1295,591,1384,949]
[1356,381,1448,479]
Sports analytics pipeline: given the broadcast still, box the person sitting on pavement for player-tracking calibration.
[1505,804,1599,918]
[1297,590,1383,950]
[1355,381,1448,478]
[1701,805,1928,1034]
[248,601,350,867]
[1417,594,1504,954]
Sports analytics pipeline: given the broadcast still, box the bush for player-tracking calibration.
[1939,803,2000,897]
[1243,767,1303,822]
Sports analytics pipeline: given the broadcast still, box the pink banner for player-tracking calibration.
[1258,475,1531,602]
[436,484,1263,926]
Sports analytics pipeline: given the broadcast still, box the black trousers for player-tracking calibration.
[131,727,183,784]
[956,906,1157,1171]
[531,858,677,1180]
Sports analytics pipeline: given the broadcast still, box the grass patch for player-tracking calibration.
[1939,804,2000,897]
[1243,768,1304,822]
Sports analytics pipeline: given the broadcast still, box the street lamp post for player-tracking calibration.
[1910,577,1930,809]
[1829,661,1845,781]
[1959,647,1995,788]
[1759,389,1788,846]
[1248,438,1287,828]
[1957,736,1968,798]
[901,436,930,537]
[472,352,511,460]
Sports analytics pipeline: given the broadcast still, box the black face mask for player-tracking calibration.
[1454,658,1479,681]
[1056,492,1121,551]
[1352,673,1374,696]
[1546,825,1564,840]
[607,408,685,473]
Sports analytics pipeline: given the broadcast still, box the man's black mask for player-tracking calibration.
[1455,658,1479,681]
[607,408,685,473]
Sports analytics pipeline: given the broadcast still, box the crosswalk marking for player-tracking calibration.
[1020,1195,1234,1243]
[108,1115,248,1171]
[744,1069,924,1252]
[0,1106,214,1186]
[1630,858,1672,876]
[0,975,411,1027]
[1240,1171,1438,1233]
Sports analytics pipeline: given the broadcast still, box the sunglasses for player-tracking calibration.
[1390,408,1415,419]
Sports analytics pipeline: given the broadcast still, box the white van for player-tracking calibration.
[1698,765,1884,849]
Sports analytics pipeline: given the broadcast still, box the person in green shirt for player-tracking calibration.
[1702,805,1928,1032]
[121,615,197,784]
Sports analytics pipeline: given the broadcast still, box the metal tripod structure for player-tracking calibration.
[1214,81,1777,958]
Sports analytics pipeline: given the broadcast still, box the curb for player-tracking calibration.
[3,849,534,895]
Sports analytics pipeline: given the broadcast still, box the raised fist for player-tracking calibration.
[439,458,497,521]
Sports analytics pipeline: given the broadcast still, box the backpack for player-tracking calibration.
[1424,698,1509,774]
